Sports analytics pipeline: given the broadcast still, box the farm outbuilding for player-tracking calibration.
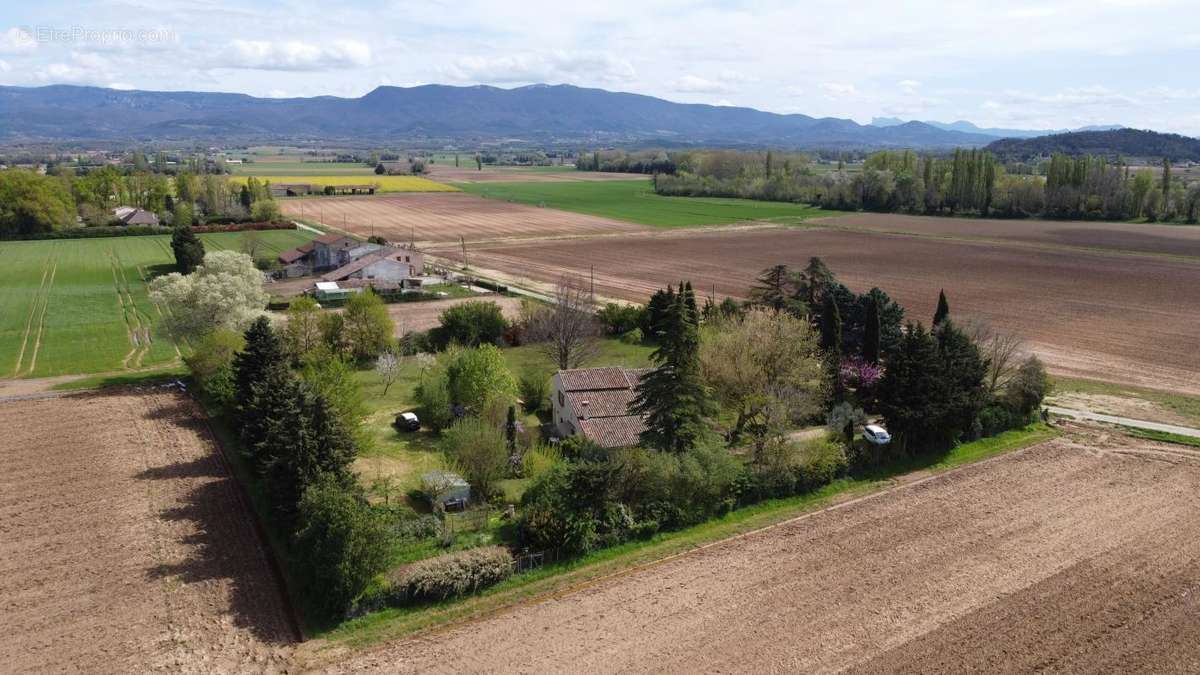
[421,470,471,507]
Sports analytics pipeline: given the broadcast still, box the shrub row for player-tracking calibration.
[1,221,294,241]
[384,546,514,604]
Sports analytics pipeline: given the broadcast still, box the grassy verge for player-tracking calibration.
[315,422,1057,650]
[49,365,188,391]
[1122,427,1200,447]
[1050,376,1200,427]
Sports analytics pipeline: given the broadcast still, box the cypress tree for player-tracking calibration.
[170,224,205,274]
[505,405,518,454]
[243,361,301,473]
[933,289,950,327]
[863,295,881,365]
[819,293,843,358]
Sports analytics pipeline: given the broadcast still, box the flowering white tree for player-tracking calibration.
[150,250,268,342]
[375,351,402,395]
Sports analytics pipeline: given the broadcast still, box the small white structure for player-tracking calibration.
[313,281,355,302]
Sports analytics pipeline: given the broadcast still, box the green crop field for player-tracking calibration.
[457,179,837,228]
[232,161,375,176]
[0,229,313,379]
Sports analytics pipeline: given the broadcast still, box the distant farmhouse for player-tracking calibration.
[551,367,649,449]
[278,234,424,295]
[111,206,160,226]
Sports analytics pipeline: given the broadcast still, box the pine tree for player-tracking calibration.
[170,224,205,274]
[863,294,881,364]
[233,317,285,424]
[631,291,714,452]
[243,361,302,474]
[801,256,834,310]
[933,289,950,326]
[749,265,793,313]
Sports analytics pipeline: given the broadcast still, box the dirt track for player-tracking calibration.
[0,389,295,673]
[433,226,1200,394]
[326,429,1200,673]
[279,192,646,245]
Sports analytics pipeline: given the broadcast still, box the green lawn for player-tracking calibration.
[352,337,656,495]
[321,422,1058,647]
[0,229,315,378]
[456,180,838,228]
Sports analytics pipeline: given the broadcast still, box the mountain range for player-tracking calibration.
[0,83,1002,149]
[984,128,1200,162]
[870,117,1123,139]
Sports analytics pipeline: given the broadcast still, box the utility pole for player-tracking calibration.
[460,236,468,270]
[590,265,595,300]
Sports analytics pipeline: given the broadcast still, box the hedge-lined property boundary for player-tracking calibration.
[1,221,296,241]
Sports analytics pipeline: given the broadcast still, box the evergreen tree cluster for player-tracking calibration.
[632,282,716,453]
[230,316,388,614]
[170,224,205,274]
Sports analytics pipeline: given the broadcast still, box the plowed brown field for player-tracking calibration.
[0,390,296,673]
[324,428,1200,673]
[433,226,1200,394]
[813,211,1200,258]
[279,192,646,245]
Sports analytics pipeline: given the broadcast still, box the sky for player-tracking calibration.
[1,0,1199,135]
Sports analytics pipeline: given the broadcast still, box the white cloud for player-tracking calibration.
[820,82,859,97]
[669,75,734,94]
[443,51,635,84]
[898,79,921,94]
[221,39,371,71]
[0,27,36,54]
[0,59,10,72]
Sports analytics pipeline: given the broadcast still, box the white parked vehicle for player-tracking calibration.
[862,424,892,445]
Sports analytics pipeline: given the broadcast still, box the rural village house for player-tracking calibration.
[551,367,649,449]
[111,206,160,226]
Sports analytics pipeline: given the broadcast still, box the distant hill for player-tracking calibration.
[870,117,1123,139]
[984,128,1200,162]
[0,83,996,149]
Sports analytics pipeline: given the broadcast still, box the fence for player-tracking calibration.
[443,506,490,534]
[511,546,564,575]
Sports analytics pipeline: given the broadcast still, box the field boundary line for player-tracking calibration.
[13,253,53,376]
[328,430,1056,660]
[23,253,58,376]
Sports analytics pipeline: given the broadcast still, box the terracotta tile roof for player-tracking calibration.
[315,233,358,247]
[566,389,636,418]
[578,416,645,449]
[277,242,314,264]
[559,367,635,391]
[557,367,649,448]
[320,247,406,281]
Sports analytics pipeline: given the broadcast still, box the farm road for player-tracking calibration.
[1049,406,1200,439]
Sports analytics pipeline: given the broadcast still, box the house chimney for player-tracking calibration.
[580,400,589,420]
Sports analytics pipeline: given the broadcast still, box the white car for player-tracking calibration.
[862,424,892,445]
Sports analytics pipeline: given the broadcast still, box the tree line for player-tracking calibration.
[646,146,1200,223]
[0,166,281,237]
